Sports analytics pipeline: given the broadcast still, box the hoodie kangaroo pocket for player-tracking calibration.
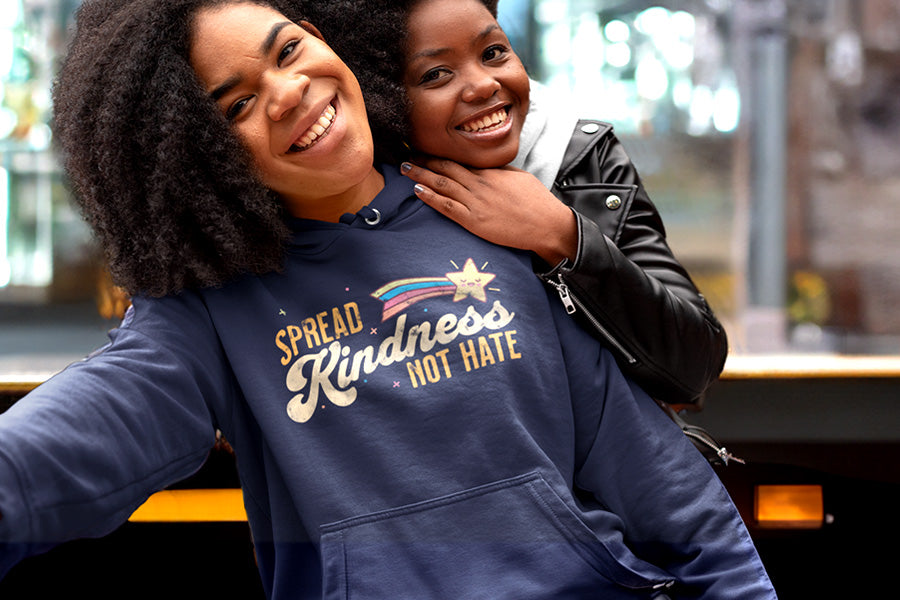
[320,472,673,600]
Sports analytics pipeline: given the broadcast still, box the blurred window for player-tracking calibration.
[500,0,900,355]
[2,0,900,375]
[0,0,114,374]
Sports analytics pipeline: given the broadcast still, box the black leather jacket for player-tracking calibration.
[538,120,728,404]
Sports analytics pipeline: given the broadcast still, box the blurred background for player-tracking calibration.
[498,0,900,357]
[0,1,899,597]
[1,0,900,366]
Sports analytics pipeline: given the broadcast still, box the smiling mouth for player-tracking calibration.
[457,107,509,133]
[289,103,336,153]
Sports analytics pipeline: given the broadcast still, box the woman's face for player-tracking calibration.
[190,2,380,220]
[403,0,529,168]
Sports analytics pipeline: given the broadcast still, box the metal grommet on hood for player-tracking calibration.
[363,207,381,226]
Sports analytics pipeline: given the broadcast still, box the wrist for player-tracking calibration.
[533,206,578,266]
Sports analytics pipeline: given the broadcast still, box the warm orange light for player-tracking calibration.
[128,489,247,522]
[754,484,824,529]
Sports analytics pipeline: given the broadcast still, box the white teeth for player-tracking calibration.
[460,109,507,133]
[293,103,336,151]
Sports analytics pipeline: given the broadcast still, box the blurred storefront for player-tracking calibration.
[500,0,900,355]
[0,0,92,304]
[2,0,900,358]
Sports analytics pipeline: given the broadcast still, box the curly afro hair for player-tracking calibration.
[305,0,499,165]
[52,0,312,297]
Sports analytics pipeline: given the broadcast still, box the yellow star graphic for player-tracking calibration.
[445,258,496,302]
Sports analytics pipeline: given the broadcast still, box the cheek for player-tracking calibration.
[409,108,454,158]
[233,124,270,162]
[254,163,285,194]
[408,89,451,132]
[506,68,530,105]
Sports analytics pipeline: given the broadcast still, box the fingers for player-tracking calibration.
[401,160,470,196]
[417,157,476,178]
[411,181,469,221]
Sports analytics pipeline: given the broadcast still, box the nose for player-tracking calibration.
[460,67,501,103]
[265,70,310,122]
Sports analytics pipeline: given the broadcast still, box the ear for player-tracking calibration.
[299,21,325,41]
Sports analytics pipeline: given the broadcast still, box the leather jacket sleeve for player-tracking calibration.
[538,121,728,404]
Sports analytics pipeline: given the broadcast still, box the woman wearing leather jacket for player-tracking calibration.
[308,0,729,405]
[538,114,728,404]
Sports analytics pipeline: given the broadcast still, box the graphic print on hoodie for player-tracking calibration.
[274,253,523,424]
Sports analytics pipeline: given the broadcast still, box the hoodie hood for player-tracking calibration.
[287,165,420,255]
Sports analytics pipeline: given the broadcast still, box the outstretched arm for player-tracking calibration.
[0,295,227,578]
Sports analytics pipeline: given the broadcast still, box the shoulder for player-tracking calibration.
[556,120,616,180]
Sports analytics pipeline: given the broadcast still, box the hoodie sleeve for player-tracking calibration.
[550,299,775,599]
[0,293,228,578]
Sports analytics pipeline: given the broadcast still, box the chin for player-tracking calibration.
[464,148,519,169]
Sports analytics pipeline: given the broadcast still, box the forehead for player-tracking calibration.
[190,3,292,83]
[192,2,289,45]
[406,0,499,47]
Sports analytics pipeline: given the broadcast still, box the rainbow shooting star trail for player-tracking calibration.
[370,277,457,321]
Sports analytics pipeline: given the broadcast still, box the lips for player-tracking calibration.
[288,102,336,153]
[457,107,509,133]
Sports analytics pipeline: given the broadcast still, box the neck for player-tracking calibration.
[284,167,385,222]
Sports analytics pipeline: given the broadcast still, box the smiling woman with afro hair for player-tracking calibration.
[303,0,499,165]
[52,0,314,296]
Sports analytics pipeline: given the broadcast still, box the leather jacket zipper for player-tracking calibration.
[546,274,638,365]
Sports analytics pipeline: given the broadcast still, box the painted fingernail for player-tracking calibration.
[401,162,412,173]
[414,184,425,194]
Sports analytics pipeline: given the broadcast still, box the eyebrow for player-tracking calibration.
[408,23,500,62]
[208,20,293,101]
[211,75,241,102]
[261,21,292,55]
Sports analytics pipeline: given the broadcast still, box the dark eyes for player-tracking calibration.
[226,98,250,121]
[278,40,299,66]
[416,44,510,86]
[482,44,508,62]
[224,38,301,121]
[419,67,451,85]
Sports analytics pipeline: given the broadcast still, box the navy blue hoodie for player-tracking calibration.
[0,167,775,598]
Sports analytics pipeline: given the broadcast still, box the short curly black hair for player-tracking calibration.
[305,0,499,165]
[52,0,311,296]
